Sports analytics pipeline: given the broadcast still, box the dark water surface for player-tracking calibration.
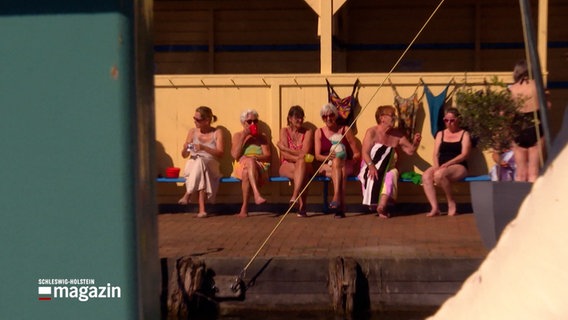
[217,309,436,320]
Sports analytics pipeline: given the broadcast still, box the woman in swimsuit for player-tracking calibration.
[178,106,225,218]
[277,105,314,217]
[509,59,551,182]
[314,103,361,218]
[422,107,472,217]
[231,109,271,217]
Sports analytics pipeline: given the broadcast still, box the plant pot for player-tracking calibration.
[470,181,532,249]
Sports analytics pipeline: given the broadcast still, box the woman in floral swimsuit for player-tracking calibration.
[277,105,314,217]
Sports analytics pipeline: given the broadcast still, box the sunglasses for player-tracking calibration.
[245,119,259,125]
[321,114,336,120]
[443,118,456,124]
[193,117,205,122]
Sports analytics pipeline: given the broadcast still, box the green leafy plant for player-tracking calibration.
[455,76,523,151]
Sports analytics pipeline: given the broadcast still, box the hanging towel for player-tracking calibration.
[358,143,396,206]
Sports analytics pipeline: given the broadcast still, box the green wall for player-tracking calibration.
[0,1,159,319]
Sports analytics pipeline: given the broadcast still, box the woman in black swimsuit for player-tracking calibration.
[509,59,551,182]
[422,108,472,217]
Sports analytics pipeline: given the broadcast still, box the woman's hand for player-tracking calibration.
[367,165,378,180]
[412,133,422,146]
[243,125,252,136]
[439,163,450,169]
[296,150,306,162]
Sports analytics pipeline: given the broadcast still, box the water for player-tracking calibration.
[216,309,437,320]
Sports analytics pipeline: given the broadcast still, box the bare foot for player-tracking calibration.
[177,193,190,205]
[289,197,299,208]
[236,211,248,218]
[254,195,267,205]
[426,210,440,217]
[377,207,390,219]
[447,202,458,216]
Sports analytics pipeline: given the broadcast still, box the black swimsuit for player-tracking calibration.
[514,111,543,148]
[438,130,468,169]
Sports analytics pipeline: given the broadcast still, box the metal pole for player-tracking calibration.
[518,0,552,154]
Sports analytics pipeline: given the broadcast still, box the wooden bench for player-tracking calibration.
[156,174,490,209]
[157,175,358,209]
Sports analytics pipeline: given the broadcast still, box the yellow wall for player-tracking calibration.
[155,72,512,205]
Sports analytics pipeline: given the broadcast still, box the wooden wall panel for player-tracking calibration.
[155,10,211,44]
[478,6,525,43]
[340,2,497,44]
[154,0,567,76]
[214,10,317,45]
[213,52,319,74]
[346,51,477,73]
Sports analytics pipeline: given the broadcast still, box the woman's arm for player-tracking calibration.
[314,127,327,162]
[432,131,442,168]
[257,135,272,162]
[399,133,421,156]
[361,127,375,166]
[231,131,245,160]
[492,150,501,164]
[181,128,195,158]
[345,128,361,161]
[209,128,225,158]
[276,127,289,152]
[277,128,298,162]
[301,128,314,156]
[361,127,380,179]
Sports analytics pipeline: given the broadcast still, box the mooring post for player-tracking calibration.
[328,256,359,317]
[165,257,207,318]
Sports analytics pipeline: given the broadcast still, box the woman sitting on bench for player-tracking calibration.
[178,106,224,218]
[359,105,421,218]
[422,107,472,217]
[231,109,271,218]
[314,103,361,218]
[277,105,314,217]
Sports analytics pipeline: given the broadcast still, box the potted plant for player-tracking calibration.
[455,77,532,249]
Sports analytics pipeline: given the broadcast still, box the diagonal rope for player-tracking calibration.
[238,0,447,280]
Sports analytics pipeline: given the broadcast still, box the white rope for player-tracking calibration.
[239,0,447,279]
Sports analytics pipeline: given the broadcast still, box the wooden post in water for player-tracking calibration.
[343,257,358,315]
[166,257,207,318]
[328,256,360,317]
[328,256,345,312]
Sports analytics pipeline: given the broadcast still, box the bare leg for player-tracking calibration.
[197,189,207,217]
[422,167,440,217]
[340,161,351,212]
[281,161,309,214]
[377,194,390,218]
[238,169,250,217]
[243,158,266,205]
[436,174,456,216]
[527,139,543,182]
[436,165,467,216]
[299,170,312,214]
[514,145,529,181]
[330,158,344,206]
[292,160,307,202]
